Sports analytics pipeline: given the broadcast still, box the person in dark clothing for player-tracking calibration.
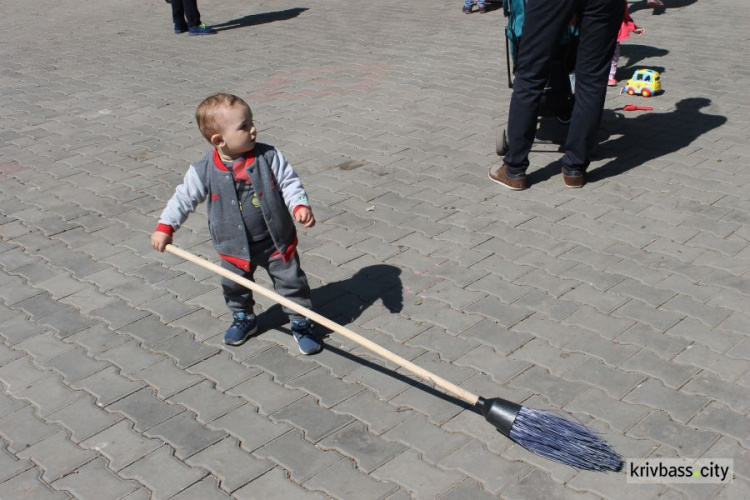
[168,0,217,35]
[489,0,625,190]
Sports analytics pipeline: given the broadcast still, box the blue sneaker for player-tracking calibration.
[174,23,188,34]
[189,23,217,36]
[291,319,322,355]
[224,312,258,346]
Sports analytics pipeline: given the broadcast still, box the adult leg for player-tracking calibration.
[503,0,578,175]
[177,0,202,27]
[561,0,623,175]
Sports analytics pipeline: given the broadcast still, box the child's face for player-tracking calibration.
[217,104,257,157]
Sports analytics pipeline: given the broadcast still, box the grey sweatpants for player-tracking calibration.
[220,238,311,322]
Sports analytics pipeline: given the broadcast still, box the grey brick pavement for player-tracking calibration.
[1,0,749,498]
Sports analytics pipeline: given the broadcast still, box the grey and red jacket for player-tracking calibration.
[156,143,310,271]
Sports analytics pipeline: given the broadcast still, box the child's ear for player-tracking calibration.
[210,133,224,148]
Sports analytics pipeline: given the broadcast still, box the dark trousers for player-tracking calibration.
[503,0,624,175]
[221,239,312,323]
[171,0,202,27]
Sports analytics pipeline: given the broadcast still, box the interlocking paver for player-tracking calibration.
[17,430,97,482]
[51,458,141,500]
[2,1,749,498]
[119,445,206,500]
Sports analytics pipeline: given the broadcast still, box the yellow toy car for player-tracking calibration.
[624,69,662,97]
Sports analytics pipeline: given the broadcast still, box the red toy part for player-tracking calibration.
[621,104,653,111]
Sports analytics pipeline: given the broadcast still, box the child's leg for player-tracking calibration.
[267,253,312,322]
[220,259,255,313]
[609,42,620,81]
[463,0,474,8]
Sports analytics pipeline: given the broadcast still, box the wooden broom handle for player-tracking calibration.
[165,244,480,405]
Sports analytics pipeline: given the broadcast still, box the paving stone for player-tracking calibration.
[613,300,684,332]
[674,344,748,381]
[286,366,363,408]
[691,403,750,448]
[440,440,531,495]
[381,414,469,464]
[566,358,646,400]
[186,437,274,493]
[0,314,48,345]
[319,421,406,473]
[97,341,165,374]
[454,345,529,383]
[43,346,109,383]
[17,430,96,482]
[209,404,291,452]
[66,323,129,355]
[682,371,750,414]
[0,469,71,500]
[243,345,317,384]
[304,458,397,500]
[509,366,590,407]
[107,388,184,432]
[187,352,259,391]
[71,365,145,406]
[146,410,226,459]
[228,373,304,416]
[51,457,140,500]
[0,447,33,483]
[565,388,649,432]
[15,332,74,364]
[232,468,328,500]
[371,449,464,500]
[619,350,699,389]
[458,319,533,354]
[80,420,163,472]
[135,358,203,399]
[44,395,122,443]
[272,396,353,443]
[256,431,341,483]
[624,378,709,424]
[117,315,180,348]
[628,411,720,457]
[170,476,231,500]
[119,445,206,499]
[168,379,245,423]
[617,323,692,359]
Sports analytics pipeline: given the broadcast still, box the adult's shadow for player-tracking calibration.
[588,97,727,182]
[616,44,669,81]
[259,264,404,333]
[211,8,308,32]
[629,0,699,15]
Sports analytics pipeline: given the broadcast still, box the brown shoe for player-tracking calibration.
[489,164,527,190]
[563,171,585,188]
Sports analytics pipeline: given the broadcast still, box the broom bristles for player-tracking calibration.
[509,407,623,472]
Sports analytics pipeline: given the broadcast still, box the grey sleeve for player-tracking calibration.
[271,148,310,214]
[158,165,208,230]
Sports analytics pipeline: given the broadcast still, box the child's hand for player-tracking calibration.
[634,28,646,35]
[294,207,316,228]
[151,231,172,252]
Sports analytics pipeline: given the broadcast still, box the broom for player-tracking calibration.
[165,244,623,472]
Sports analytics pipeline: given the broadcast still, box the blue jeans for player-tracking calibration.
[464,0,486,7]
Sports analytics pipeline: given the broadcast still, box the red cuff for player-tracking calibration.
[156,223,175,236]
[293,205,307,216]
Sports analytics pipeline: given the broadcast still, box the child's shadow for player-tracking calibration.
[588,97,727,182]
[615,44,669,80]
[629,0,699,15]
[211,8,308,32]
[258,264,404,333]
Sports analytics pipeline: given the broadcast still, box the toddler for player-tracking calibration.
[151,93,321,354]
[609,0,646,86]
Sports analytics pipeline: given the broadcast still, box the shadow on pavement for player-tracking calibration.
[588,97,728,182]
[526,97,727,185]
[615,43,669,81]
[211,8,308,32]
[629,0,699,15]
[259,264,404,331]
